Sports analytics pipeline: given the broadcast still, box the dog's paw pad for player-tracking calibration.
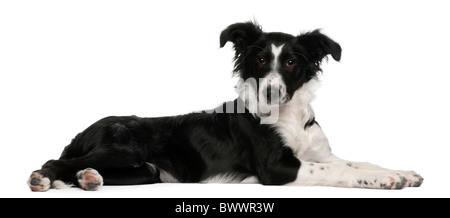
[27,172,51,192]
[76,168,103,191]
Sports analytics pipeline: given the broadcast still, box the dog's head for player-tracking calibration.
[220,22,341,113]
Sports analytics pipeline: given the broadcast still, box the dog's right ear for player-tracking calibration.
[220,22,263,55]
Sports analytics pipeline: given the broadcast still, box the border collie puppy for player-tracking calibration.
[28,22,423,191]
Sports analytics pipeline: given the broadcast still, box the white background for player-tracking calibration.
[1,0,449,198]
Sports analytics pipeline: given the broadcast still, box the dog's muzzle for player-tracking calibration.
[259,77,289,106]
[262,85,281,105]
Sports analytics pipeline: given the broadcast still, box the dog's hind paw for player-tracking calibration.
[77,168,103,191]
[27,171,51,192]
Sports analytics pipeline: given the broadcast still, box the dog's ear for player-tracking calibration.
[220,22,263,54]
[296,30,341,62]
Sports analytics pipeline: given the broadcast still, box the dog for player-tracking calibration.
[28,22,423,191]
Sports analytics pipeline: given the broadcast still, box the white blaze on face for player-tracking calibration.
[259,44,288,107]
[271,44,284,70]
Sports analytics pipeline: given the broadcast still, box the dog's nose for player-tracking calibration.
[263,85,282,105]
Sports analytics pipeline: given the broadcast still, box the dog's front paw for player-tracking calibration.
[356,172,408,189]
[397,171,423,187]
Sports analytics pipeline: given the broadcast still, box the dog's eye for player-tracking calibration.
[257,57,266,65]
[285,59,296,67]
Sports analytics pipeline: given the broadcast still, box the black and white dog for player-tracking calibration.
[28,22,423,191]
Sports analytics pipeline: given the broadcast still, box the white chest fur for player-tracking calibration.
[272,77,333,162]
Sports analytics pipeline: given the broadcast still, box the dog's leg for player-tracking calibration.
[327,156,423,187]
[28,158,106,191]
[100,163,162,185]
[287,120,423,188]
[58,163,161,190]
[28,148,153,191]
[290,160,415,189]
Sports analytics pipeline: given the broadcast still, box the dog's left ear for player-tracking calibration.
[220,22,263,55]
[296,30,342,62]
